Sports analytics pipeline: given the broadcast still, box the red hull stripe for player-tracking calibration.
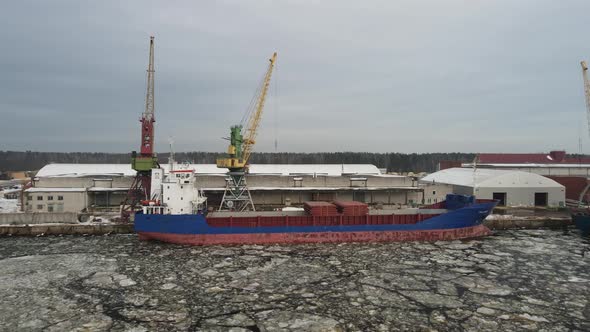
[138,225,492,246]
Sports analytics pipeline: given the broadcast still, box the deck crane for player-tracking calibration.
[121,36,160,221]
[216,52,277,211]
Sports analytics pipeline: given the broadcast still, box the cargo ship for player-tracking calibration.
[134,167,498,245]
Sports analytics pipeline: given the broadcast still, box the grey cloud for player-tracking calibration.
[1,0,589,153]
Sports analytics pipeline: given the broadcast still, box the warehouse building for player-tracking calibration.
[440,150,590,202]
[421,167,566,207]
[25,163,435,213]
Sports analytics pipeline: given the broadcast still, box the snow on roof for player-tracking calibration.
[201,186,419,191]
[36,164,136,178]
[420,167,564,188]
[463,163,590,168]
[25,187,87,192]
[35,163,382,178]
[246,164,381,176]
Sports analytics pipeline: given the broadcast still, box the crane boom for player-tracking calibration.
[242,52,277,164]
[217,52,277,171]
[141,36,156,155]
[582,61,590,141]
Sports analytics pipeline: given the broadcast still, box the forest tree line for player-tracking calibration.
[0,150,477,173]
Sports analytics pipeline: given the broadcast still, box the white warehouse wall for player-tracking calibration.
[475,186,565,207]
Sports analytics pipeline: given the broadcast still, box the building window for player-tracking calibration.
[48,196,54,201]
[37,196,43,201]
[37,204,43,210]
[47,205,54,212]
[56,204,64,212]
[58,196,64,201]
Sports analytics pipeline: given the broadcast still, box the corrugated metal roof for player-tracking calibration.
[35,163,382,178]
[420,167,564,188]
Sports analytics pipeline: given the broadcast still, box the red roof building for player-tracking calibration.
[443,150,590,204]
[477,150,590,164]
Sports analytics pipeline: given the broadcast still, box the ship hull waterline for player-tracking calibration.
[135,201,497,246]
[138,224,491,245]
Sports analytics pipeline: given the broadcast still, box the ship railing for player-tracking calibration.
[142,205,165,215]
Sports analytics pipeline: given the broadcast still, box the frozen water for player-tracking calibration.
[0,229,588,331]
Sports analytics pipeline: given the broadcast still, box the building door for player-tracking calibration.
[492,192,506,206]
[353,191,365,203]
[534,192,548,207]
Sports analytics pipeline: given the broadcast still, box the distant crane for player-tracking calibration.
[582,61,590,142]
[216,52,277,211]
[121,36,160,221]
[576,61,590,206]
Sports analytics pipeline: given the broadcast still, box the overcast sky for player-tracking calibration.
[1,0,590,154]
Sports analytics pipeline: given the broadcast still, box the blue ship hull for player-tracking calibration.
[135,198,498,245]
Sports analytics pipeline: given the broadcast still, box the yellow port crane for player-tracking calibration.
[216,52,277,211]
[217,52,278,171]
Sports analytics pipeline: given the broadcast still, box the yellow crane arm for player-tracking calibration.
[241,52,277,164]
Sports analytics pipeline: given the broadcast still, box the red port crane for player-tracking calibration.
[120,36,159,221]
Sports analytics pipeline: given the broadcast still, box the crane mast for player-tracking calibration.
[121,36,160,221]
[216,52,277,211]
[582,61,590,141]
[141,36,156,155]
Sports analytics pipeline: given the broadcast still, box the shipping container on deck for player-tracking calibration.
[303,201,338,216]
[333,201,369,216]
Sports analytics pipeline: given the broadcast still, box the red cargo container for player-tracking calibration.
[304,201,338,216]
[333,201,369,216]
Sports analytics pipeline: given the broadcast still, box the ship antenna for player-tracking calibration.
[168,136,175,172]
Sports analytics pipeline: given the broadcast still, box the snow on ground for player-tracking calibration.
[0,198,19,213]
[485,214,568,221]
